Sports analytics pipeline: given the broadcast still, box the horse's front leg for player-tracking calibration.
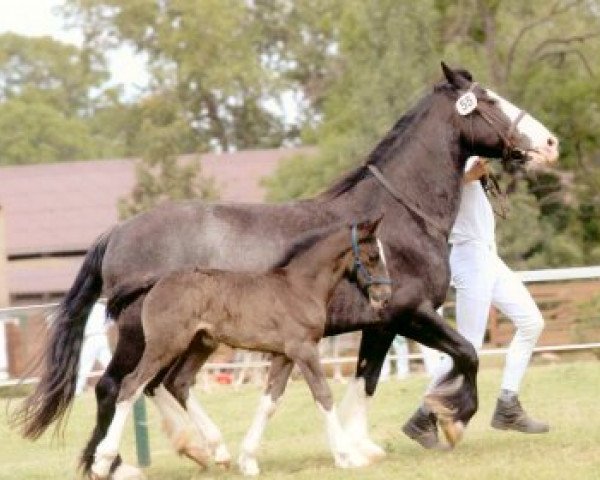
[238,354,294,476]
[396,303,479,447]
[339,326,395,461]
[291,342,370,469]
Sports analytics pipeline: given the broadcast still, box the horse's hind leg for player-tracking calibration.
[92,340,187,479]
[160,334,229,467]
[238,354,294,476]
[80,297,146,480]
[291,342,369,469]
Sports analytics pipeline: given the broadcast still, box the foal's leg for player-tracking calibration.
[292,343,370,469]
[162,336,231,466]
[238,354,294,476]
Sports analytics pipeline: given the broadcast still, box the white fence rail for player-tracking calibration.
[0,266,599,388]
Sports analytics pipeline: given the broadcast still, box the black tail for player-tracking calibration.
[12,231,111,439]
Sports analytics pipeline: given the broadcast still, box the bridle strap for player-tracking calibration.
[350,223,392,286]
[367,164,448,238]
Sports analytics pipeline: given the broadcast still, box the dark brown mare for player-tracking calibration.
[15,63,559,479]
[89,219,392,478]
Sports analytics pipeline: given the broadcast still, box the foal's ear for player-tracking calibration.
[441,61,471,90]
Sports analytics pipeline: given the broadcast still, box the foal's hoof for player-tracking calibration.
[238,452,260,476]
[354,438,386,461]
[214,444,232,468]
[335,450,370,469]
[111,463,146,480]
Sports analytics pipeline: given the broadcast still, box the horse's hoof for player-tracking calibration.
[354,438,386,461]
[238,452,260,476]
[111,463,146,480]
[214,443,232,467]
[334,450,370,469]
[440,420,464,447]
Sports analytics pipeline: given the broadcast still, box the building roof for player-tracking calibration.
[0,148,310,297]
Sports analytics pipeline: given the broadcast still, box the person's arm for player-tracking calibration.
[463,157,488,184]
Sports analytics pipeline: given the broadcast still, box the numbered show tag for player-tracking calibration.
[455,91,477,115]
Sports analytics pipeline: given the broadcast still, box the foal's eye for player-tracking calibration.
[369,252,380,262]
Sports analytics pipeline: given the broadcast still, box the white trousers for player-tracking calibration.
[76,334,112,395]
[430,242,544,393]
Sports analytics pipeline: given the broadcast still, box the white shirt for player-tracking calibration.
[84,302,110,337]
[449,157,496,247]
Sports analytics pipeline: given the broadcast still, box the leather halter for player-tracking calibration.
[466,82,528,162]
[367,164,448,237]
[350,224,392,287]
[367,84,529,233]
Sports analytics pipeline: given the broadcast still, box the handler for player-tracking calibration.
[403,156,549,449]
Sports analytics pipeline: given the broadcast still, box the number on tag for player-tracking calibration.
[455,92,477,116]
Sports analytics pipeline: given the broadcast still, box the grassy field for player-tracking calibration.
[1,361,599,480]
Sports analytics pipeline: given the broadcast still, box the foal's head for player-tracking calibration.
[438,62,559,171]
[347,216,392,310]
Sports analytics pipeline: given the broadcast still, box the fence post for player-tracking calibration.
[133,397,151,467]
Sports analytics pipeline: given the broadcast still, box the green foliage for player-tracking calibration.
[264,0,600,268]
[118,93,218,218]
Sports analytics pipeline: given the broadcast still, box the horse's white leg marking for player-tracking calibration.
[318,403,370,469]
[338,378,386,460]
[92,386,144,479]
[238,394,278,476]
[152,385,211,466]
[185,391,231,465]
[111,463,146,480]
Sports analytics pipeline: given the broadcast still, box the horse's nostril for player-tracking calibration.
[547,137,556,147]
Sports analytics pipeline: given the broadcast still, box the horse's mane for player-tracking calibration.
[318,86,443,201]
[273,223,344,269]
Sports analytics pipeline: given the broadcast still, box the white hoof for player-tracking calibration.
[238,452,260,476]
[334,449,370,469]
[353,437,386,461]
[112,463,146,480]
[91,453,116,479]
[214,443,232,466]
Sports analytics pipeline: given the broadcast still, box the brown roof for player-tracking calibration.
[0,148,312,297]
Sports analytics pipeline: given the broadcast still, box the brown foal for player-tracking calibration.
[91,218,391,478]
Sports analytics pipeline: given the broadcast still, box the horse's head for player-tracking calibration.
[349,215,392,311]
[439,62,559,171]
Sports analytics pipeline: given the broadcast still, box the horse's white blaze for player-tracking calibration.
[486,89,559,165]
[238,394,277,476]
[338,378,386,460]
[92,386,144,479]
[376,238,388,269]
[185,392,231,464]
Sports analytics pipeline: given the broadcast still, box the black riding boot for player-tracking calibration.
[402,406,441,449]
[491,396,549,433]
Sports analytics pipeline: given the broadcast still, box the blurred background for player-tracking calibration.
[0,0,598,382]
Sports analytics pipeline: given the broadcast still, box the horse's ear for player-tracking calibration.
[441,61,470,90]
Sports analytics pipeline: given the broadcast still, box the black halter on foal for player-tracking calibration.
[350,224,392,287]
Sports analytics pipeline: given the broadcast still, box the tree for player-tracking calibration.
[0,33,131,164]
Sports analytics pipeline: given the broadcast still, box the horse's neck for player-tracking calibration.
[284,232,349,304]
[328,114,465,235]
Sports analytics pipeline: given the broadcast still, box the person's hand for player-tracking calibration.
[464,157,488,183]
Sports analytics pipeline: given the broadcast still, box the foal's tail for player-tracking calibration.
[12,231,111,440]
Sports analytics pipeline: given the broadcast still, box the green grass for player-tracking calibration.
[1,361,599,480]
